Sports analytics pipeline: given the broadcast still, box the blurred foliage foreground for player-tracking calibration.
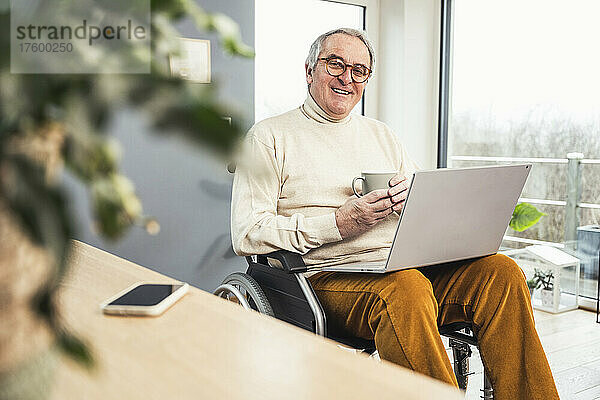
[0,0,252,368]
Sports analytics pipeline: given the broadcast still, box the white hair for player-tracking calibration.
[305,28,375,74]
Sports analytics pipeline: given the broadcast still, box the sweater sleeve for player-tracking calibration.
[230,128,342,256]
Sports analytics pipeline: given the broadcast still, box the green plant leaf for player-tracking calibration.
[533,268,554,290]
[509,202,546,232]
[91,174,142,239]
[57,332,95,369]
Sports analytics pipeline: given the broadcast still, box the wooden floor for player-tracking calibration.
[460,309,600,399]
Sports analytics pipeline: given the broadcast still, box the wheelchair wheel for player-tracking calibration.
[214,272,274,317]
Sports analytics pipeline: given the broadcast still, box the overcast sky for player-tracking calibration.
[451,0,600,123]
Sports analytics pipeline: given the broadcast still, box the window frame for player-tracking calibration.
[437,0,452,168]
[436,1,600,310]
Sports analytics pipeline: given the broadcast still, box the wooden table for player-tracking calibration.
[51,241,463,400]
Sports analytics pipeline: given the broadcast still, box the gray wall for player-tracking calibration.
[65,0,254,292]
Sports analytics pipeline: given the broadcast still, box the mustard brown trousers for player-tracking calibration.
[308,254,559,400]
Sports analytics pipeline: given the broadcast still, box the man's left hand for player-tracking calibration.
[388,174,410,212]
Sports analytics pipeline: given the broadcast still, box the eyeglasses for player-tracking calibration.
[318,57,371,83]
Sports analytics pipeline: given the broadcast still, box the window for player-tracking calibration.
[255,0,370,122]
[439,0,600,299]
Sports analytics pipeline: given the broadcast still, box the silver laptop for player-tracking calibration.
[319,164,532,273]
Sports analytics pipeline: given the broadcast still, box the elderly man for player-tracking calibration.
[231,28,558,399]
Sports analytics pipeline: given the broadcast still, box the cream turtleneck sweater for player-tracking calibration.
[231,95,419,272]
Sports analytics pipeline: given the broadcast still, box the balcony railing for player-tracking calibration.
[450,154,600,304]
[449,154,600,249]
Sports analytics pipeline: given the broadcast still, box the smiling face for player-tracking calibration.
[305,33,371,120]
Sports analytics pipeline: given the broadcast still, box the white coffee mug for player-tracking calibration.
[352,171,397,197]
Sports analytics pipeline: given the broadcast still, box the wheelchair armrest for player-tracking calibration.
[254,250,307,273]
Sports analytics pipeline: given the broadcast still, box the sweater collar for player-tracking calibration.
[301,92,351,124]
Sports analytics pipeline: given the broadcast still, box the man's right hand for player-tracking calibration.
[334,189,394,240]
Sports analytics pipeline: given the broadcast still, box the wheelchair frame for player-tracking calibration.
[215,250,493,398]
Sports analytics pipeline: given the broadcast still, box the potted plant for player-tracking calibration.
[532,268,555,307]
[526,278,537,298]
[0,1,252,397]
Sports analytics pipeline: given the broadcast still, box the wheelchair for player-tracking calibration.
[215,250,493,399]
